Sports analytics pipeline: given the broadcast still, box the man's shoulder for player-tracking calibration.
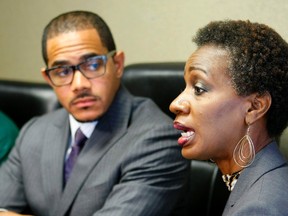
[22,108,67,130]
[131,96,173,123]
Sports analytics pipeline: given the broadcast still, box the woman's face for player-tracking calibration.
[170,45,249,164]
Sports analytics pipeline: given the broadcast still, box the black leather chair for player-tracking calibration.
[123,62,186,119]
[0,80,59,128]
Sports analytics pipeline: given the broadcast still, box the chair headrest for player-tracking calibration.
[0,80,59,128]
[123,62,186,119]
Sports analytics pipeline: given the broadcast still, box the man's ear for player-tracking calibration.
[112,51,125,78]
[245,92,271,125]
[41,68,54,87]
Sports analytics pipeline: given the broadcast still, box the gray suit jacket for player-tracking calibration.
[0,86,189,216]
[223,142,288,215]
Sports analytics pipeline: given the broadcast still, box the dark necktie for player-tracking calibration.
[64,128,87,184]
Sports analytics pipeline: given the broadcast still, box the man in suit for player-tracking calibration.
[0,11,189,216]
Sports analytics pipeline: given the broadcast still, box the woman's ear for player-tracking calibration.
[245,92,272,125]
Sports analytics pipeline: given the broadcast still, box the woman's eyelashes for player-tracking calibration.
[194,82,207,96]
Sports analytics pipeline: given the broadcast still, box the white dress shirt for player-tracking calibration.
[66,115,98,159]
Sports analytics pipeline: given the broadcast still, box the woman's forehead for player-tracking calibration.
[185,45,229,74]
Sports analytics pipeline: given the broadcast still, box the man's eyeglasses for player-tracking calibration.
[45,50,116,86]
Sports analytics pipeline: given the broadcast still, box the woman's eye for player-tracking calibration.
[194,85,206,95]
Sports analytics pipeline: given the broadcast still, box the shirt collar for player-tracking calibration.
[69,114,98,140]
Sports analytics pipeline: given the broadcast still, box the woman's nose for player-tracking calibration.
[169,95,190,115]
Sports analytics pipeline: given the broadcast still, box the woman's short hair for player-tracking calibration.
[193,20,288,138]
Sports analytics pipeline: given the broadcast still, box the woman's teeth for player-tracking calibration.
[181,131,194,138]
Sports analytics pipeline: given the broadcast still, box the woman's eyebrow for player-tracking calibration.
[185,66,207,76]
[189,66,207,74]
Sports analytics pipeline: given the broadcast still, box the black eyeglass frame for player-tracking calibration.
[45,50,116,86]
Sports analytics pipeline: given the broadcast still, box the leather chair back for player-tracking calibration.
[123,62,185,119]
[0,80,59,128]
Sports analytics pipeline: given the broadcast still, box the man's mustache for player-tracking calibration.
[75,92,93,99]
[71,92,99,104]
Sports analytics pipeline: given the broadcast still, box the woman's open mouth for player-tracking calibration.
[173,122,195,147]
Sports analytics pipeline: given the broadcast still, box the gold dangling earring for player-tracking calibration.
[233,125,255,168]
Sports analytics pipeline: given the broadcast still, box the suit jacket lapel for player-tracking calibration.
[41,109,70,213]
[224,142,287,211]
[55,86,132,216]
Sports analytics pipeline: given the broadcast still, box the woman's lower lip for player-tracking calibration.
[178,136,192,147]
[177,130,195,147]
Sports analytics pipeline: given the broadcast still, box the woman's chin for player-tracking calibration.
[181,148,197,160]
[181,147,209,161]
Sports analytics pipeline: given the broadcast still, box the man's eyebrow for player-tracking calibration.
[81,53,99,60]
[51,60,69,67]
[50,53,99,67]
